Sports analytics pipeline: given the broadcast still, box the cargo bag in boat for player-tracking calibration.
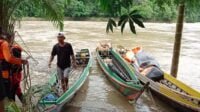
[135,51,160,68]
[135,51,164,81]
[146,66,164,81]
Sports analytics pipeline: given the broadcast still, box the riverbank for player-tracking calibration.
[22,17,109,21]
[21,17,182,23]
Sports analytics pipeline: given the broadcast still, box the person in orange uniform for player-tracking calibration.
[10,44,24,103]
[0,31,27,112]
[0,27,5,112]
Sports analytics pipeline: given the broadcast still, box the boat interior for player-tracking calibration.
[98,50,135,82]
[53,49,90,95]
[33,49,91,111]
[35,49,91,104]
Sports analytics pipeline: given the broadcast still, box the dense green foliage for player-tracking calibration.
[64,0,103,17]
[0,0,67,33]
[19,0,200,22]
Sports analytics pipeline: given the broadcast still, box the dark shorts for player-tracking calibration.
[4,79,11,99]
[10,83,20,101]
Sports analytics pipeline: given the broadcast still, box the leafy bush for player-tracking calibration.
[16,0,200,22]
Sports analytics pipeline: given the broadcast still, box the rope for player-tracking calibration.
[22,62,34,112]
[14,31,39,64]
[131,61,160,111]
[147,88,161,112]
[23,63,31,91]
[12,31,50,111]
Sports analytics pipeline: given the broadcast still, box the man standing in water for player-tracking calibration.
[49,32,76,92]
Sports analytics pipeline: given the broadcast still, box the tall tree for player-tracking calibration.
[0,0,69,34]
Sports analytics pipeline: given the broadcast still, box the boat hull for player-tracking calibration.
[97,49,143,101]
[99,61,142,100]
[119,47,200,112]
[38,49,93,111]
[132,67,200,112]
[151,89,199,112]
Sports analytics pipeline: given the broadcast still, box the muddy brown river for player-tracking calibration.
[15,21,200,112]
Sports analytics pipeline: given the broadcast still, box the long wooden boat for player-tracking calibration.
[96,48,147,101]
[119,47,200,112]
[35,49,92,112]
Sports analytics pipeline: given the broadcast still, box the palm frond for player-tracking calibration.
[131,17,145,28]
[0,0,69,33]
[106,18,116,33]
[118,9,145,34]
[129,18,136,34]
[121,18,128,33]
[31,0,66,31]
[118,15,128,26]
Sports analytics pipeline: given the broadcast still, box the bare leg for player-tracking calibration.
[64,78,69,90]
[0,100,4,112]
[61,79,66,92]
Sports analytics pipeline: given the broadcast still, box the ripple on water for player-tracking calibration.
[16,21,200,112]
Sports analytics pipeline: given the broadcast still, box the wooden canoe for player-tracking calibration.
[96,48,145,101]
[119,47,200,112]
[36,49,92,112]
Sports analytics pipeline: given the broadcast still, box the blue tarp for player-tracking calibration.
[135,51,163,81]
[135,51,160,68]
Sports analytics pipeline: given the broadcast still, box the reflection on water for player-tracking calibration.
[16,21,200,112]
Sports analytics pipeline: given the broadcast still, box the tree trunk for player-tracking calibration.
[0,17,15,34]
[170,3,185,78]
[0,1,15,34]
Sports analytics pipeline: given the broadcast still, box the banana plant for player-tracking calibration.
[106,18,117,33]
[118,10,145,34]
[100,0,145,34]
[106,10,145,34]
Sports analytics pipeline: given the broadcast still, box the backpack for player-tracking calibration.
[11,46,22,73]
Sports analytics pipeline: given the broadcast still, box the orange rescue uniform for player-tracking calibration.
[0,40,22,79]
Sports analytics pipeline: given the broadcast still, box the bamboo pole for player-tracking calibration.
[170,3,185,78]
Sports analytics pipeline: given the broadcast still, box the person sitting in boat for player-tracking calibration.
[139,65,164,81]
[10,44,24,103]
[125,47,164,81]
[123,50,135,63]
[49,32,76,92]
[97,41,112,56]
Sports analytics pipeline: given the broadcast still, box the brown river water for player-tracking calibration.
[15,21,200,112]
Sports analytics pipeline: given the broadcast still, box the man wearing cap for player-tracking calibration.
[49,32,76,92]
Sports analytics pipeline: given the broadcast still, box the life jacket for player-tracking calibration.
[0,39,5,59]
[11,45,22,74]
[0,39,11,79]
[124,47,142,63]
[124,50,134,63]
